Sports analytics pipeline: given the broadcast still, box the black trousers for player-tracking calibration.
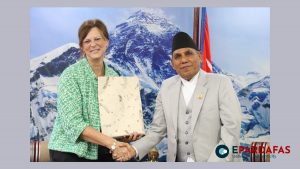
[49,145,114,162]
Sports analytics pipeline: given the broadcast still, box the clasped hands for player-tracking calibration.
[111,142,136,161]
[111,132,143,162]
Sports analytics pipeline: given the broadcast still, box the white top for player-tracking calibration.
[179,71,200,162]
[180,71,200,105]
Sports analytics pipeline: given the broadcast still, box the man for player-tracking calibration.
[113,32,242,162]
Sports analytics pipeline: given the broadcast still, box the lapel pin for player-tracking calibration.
[197,94,203,100]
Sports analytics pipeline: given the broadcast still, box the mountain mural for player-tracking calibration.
[30,10,270,162]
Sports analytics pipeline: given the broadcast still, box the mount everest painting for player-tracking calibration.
[30,9,270,162]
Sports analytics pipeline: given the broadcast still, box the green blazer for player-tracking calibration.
[48,58,119,160]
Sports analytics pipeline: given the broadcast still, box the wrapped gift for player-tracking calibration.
[98,76,145,138]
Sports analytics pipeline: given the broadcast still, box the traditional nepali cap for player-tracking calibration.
[172,32,198,53]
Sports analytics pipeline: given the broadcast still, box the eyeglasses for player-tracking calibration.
[83,36,104,46]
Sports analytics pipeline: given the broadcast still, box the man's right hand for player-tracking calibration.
[112,142,136,162]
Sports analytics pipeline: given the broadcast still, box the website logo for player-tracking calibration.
[215,144,229,158]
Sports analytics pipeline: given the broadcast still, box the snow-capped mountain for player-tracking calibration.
[106,10,180,128]
[30,43,80,140]
[237,76,270,161]
[239,76,270,139]
[30,9,270,162]
[213,62,265,92]
[108,10,178,88]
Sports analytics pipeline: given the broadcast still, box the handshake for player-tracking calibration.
[111,142,136,161]
[110,132,143,162]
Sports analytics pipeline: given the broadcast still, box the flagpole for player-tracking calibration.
[193,7,200,48]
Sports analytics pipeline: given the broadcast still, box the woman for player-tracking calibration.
[48,19,142,162]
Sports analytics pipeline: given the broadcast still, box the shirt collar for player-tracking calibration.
[180,70,200,87]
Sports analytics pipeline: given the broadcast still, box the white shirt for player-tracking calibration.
[180,71,200,162]
[180,71,200,105]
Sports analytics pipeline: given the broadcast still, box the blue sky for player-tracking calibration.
[30,7,269,76]
[207,7,270,76]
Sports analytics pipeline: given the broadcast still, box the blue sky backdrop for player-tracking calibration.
[30,7,269,76]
